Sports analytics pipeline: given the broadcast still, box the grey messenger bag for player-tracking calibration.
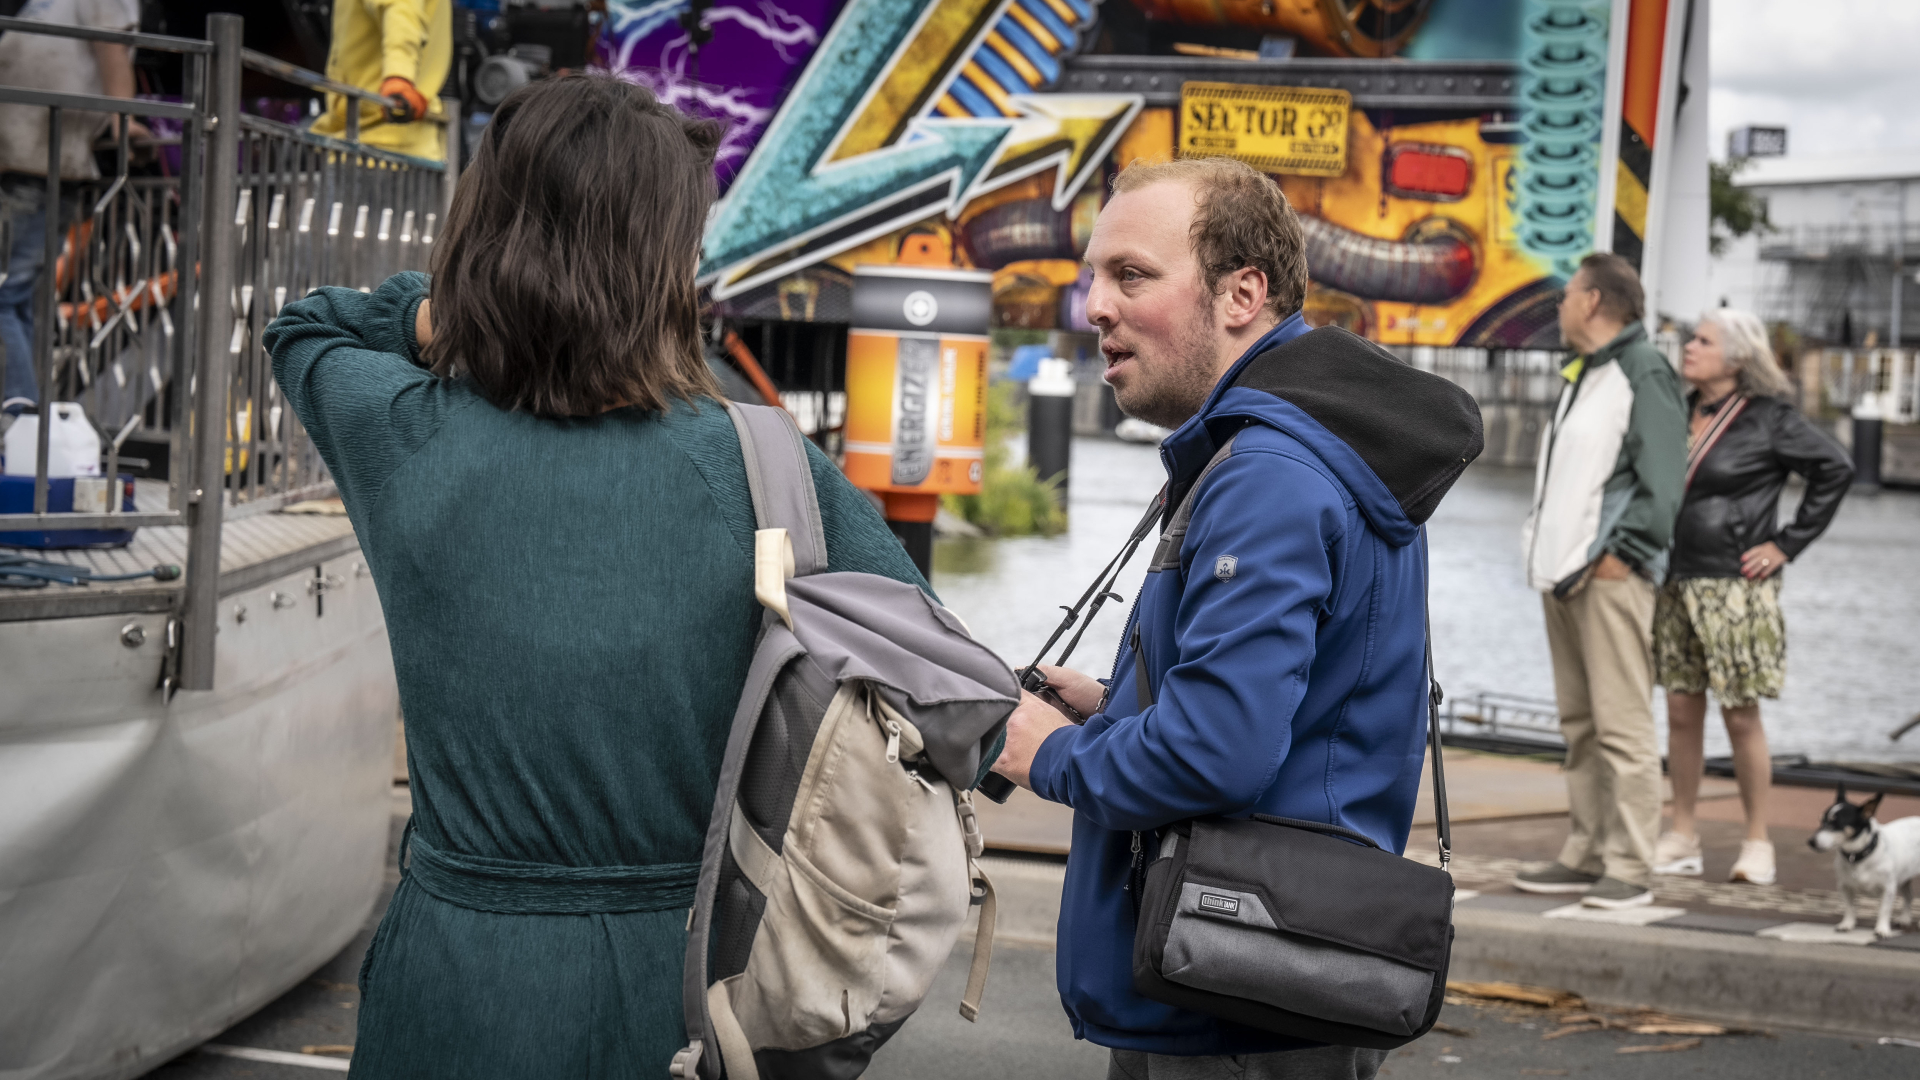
[1129,665,1455,1050]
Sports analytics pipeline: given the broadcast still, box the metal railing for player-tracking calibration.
[0,13,453,688]
[1392,346,1572,408]
[1757,221,1920,261]
[1436,690,1566,754]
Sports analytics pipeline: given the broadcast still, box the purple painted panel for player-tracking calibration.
[597,0,847,191]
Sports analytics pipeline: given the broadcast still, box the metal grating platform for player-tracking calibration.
[1,481,358,622]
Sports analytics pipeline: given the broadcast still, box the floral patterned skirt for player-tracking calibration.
[1653,575,1786,708]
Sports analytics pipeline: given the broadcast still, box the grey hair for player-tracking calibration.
[1699,308,1793,398]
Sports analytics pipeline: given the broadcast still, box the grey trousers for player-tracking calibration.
[1109,1046,1387,1080]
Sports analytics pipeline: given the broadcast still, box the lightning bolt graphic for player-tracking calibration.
[702,0,1020,298]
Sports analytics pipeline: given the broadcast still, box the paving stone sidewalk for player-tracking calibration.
[1408,781,1920,953]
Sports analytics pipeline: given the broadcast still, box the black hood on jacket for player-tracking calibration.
[1229,326,1485,525]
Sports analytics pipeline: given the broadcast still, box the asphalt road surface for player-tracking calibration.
[148,817,1919,1080]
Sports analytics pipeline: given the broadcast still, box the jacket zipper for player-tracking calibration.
[1525,369,1582,582]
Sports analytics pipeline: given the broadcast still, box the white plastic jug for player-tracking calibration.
[4,402,102,477]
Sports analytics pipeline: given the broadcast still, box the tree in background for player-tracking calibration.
[1711,158,1772,255]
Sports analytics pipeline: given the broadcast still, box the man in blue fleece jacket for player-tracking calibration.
[991,158,1477,1080]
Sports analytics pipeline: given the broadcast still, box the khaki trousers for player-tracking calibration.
[1542,576,1661,887]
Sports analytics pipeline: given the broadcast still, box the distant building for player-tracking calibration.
[1710,153,1920,345]
[1728,126,1787,159]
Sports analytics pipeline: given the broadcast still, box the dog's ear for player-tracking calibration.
[1860,791,1884,820]
[1836,782,1848,804]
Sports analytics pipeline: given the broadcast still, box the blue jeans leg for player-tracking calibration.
[0,177,50,409]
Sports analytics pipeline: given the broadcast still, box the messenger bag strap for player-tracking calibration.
[727,402,828,576]
[1135,433,1241,711]
[1132,455,1455,871]
[1422,526,1451,870]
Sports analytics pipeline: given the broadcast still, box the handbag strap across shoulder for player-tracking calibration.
[1683,393,1748,491]
[1130,432,1452,869]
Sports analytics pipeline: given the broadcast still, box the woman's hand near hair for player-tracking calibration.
[1740,540,1788,579]
[414,299,433,352]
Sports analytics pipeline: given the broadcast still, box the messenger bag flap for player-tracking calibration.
[1180,815,1454,974]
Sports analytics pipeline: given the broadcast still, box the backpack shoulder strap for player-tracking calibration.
[727,402,828,577]
[675,621,807,1080]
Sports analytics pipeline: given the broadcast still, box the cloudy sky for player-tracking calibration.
[1711,0,1920,161]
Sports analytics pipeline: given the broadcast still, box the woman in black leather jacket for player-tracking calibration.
[1652,309,1852,887]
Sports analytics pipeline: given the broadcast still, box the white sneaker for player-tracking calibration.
[1729,839,1776,885]
[1653,831,1703,876]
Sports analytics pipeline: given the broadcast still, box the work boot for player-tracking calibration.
[1580,876,1653,909]
[1513,862,1601,894]
[1653,831,1703,876]
[1729,839,1776,885]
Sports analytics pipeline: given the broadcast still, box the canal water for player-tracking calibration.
[934,437,1920,765]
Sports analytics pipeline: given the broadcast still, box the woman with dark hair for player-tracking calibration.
[1651,308,1851,888]
[265,75,924,1077]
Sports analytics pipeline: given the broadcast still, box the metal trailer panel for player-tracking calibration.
[0,551,397,1080]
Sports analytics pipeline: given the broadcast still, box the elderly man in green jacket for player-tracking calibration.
[1515,252,1687,910]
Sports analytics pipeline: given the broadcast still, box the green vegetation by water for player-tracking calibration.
[942,380,1066,538]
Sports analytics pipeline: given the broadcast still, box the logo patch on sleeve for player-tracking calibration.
[1213,555,1238,582]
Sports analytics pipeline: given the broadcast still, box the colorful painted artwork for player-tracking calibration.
[597,0,1688,348]
[599,0,844,187]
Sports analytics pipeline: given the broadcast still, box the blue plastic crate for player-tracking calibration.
[0,474,138,549]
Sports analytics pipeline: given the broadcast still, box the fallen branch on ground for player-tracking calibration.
[1617,1038,1703,1054]
[1444,980,1582,1008]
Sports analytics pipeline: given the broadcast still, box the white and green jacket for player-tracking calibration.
[1522,322,1688,594]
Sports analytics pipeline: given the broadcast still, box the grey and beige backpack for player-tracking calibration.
[671,404,1019,1080]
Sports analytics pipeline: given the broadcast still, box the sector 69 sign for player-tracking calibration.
[1179,83,1352,178]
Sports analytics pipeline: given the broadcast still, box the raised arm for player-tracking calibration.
[263,271,458,511]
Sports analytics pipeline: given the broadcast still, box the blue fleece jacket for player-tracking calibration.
[1028,314,1432,1055]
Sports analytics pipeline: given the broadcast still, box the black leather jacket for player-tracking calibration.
[1670,394,1853,579]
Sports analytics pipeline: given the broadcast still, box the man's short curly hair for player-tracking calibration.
[1111,157,1310,320]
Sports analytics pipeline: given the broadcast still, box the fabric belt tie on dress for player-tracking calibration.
[402,823,699,915]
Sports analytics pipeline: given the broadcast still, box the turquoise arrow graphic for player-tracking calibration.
[701,0,1018,296]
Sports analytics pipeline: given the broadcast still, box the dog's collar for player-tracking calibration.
[1843,830,1881,864]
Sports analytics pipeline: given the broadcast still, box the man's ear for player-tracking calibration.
[1219,266,1270,330]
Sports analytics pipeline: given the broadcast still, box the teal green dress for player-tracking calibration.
[264,273,927,1078]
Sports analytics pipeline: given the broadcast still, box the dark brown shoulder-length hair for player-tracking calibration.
[424,74,724,417]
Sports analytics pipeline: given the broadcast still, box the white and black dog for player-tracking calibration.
[1808,786,1920,938]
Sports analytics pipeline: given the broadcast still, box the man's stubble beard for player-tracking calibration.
[1109,298,1224,430]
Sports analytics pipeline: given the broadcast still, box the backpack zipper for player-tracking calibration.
[879,711,935,790]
